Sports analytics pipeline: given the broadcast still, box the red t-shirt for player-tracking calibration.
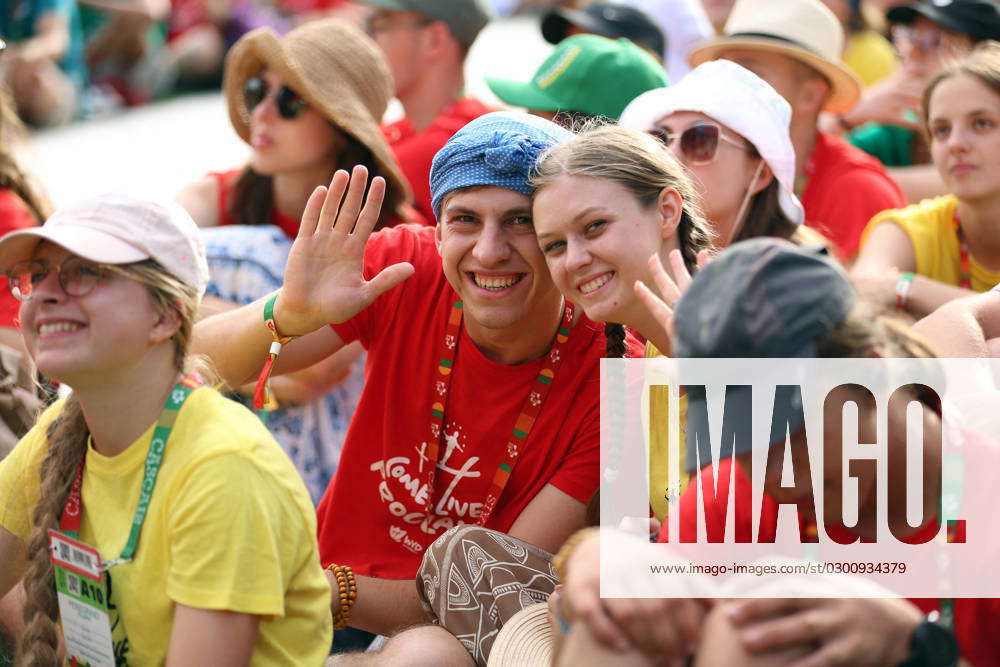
[210,168,421,238]
[802,133,906,260]
[382,98,494,224]
[0,190,38,328]
[666,459,1000,665]
[316,225,632,578]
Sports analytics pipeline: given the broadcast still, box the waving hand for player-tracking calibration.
[273,165,415,336]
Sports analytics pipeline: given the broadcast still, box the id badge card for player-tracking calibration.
[49,530,116,667]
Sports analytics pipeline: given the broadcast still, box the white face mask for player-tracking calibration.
[726,159,766,246]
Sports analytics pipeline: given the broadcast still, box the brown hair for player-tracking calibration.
[817,302,937,359]
[228,130,404,229]
[0,88,50,224]
[922,41,1000,135]
[731,154,797,244]
[17,260,207,665]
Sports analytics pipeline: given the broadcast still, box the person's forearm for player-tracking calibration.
[17,15,71,63]
[913,303,989,357]
[0,584,26,648]
[905,276,975,320]
[326,571,431,636]
[887,165,947,205]
[191,293,280,387]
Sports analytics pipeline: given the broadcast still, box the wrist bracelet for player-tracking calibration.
[552,527,599,582]
[895,272,915,310]
[326,564,358,630]
[253,292,297,411]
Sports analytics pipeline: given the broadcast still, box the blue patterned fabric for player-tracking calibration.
[201,224,363,504]
[429,111,574,219]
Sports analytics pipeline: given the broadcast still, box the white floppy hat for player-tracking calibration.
[0,193,209,297]
[619,59,804,225]
[687,0,861,113]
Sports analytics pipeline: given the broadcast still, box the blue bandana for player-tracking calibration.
[429,111,574,220]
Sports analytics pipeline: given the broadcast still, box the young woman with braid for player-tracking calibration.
[0,194,330,665]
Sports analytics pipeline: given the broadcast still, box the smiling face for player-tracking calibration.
[435,186,562,341]
[247,69,342,178]
[533,174,680,326]
[928,73,1000,204]
[18,243,173,387]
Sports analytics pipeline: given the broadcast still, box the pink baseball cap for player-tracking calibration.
[0,193,209,297]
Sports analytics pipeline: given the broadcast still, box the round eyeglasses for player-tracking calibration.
[7,256,123,302]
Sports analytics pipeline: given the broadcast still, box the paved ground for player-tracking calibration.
[22,15,553,207]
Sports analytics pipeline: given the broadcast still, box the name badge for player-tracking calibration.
[49,530,116,667]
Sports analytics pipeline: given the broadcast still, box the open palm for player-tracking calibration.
[274,165,414,335]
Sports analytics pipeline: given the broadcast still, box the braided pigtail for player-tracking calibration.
[17,396,89,666]
[605,322,627,358]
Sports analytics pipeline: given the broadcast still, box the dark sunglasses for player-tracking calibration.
[243,76,308,120]
[648,122,748,166]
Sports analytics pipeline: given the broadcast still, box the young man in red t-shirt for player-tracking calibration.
[361,0,495,223]
[193,112,625,641]
[688,0,906,260]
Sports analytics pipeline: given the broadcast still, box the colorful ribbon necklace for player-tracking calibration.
[426,296,575,526]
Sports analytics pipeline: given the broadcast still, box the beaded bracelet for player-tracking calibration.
[327,564,358,630]
[552,527,599,582]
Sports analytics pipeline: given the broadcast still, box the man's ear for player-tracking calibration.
[798,75,830,116]
[422,21,454,62]
[434,216,443,253]
[657,187,684,240]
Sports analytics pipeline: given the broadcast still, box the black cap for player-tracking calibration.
[541,2,666,57]
[674,238,854,471]
[674,238,854,359]
[887,0,1000,42]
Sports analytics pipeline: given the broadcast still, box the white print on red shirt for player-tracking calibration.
[370,421,485,543]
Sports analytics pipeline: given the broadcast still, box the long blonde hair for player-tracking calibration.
[17,260,206,666]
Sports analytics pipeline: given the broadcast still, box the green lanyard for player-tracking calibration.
[58,375,202,568]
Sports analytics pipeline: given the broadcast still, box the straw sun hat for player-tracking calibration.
[688,0,861,113]
[223,18,411,204]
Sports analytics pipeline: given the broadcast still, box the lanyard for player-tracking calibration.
[953,215,972,290]
[427,296,575,526]
[58,375,203,568]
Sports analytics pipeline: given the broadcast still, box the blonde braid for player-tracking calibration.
[17,397,89,666]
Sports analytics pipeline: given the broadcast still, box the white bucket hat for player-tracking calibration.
[0,193,210,297]
[687,0,861,113]
[619,59,804,225]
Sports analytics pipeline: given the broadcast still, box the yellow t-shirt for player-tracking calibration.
[0,388,332,666]
[645,342,688,520]
[843,30,898,87]
[861,194,1000,292]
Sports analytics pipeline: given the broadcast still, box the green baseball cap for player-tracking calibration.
[486,34,668,120]
[361,0,493,46]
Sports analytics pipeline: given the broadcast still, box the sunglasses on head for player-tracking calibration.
[647,122,749,166]
[243,76,308,120]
